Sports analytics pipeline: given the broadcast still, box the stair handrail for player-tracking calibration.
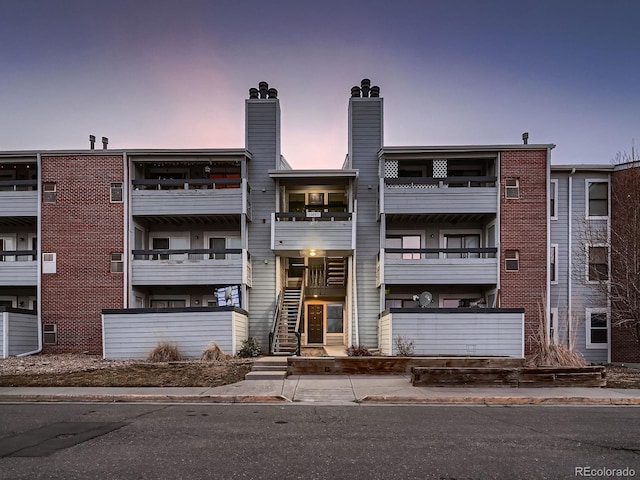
[268,290,284,355]
[294,279,305,355]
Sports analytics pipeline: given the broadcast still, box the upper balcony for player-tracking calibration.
[382,176,498,215]
[131,178,250,218]
[0,180,38,217]
[131,248,252,287]
[271,212,355,256]
[378,247,498,286]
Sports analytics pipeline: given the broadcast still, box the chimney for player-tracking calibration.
[102,137,109,150]
[360,78,371,98]
[89,135,96,150]
[522,132,529,145]
[258,81,269,99]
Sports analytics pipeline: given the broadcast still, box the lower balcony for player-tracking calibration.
[0,254,38,287]
[131,249,251,287]
[379,308,524,357]
[380,248,498,285]
[102,307,248,359]
[0,307,38,358]
[271,212,354,255]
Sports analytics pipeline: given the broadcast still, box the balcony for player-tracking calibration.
[379,308,524,357]
[380,247,498,286]
[271,212,355,256]
[131,248,252,287]
[0,251,38,287]
[131,178,250,218]
[0,181,38,217]
[382,176,497,215]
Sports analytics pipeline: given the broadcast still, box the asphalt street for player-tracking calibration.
[0,404,639,480]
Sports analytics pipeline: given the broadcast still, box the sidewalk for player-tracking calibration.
[1,375,640,405]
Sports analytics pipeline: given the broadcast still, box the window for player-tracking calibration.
[505,250,519,271]
[386,235,421,259]
[43,324,57,345]
[43,182,57,202]
[326,304,344,333]
[110,253,123,273]
[550,179,558,219]
[209,237,226,259]
[152,237,170,260]
[550,244,558,283]
[586,308,608,348]
[110,182,123,202]
[586,181,608,218]
[444,234,480,259]
[587,246,608,282]
[505,178,519,199]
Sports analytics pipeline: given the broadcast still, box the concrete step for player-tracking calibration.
[245,371,288,381]
[254,357,289,367]
[251,365,289,372]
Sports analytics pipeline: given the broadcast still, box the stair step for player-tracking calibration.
[251,365,289,372]
[245,371,288,380]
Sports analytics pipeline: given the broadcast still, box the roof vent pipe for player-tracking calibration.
[249,88,259,99]
[370,85,380,97]
[258,81,269,99]
[89,135,96,150]
[102,137,109,150]
[360,78,371,97]
[267,88,278,99]
[351,86,361,97]
[522,132,529,145]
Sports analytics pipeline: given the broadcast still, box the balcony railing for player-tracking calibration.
[0,250,38,261]
[0,182,38,217]
[132,178,241,190]
[384,176,496,188]
[0,180,38,191]
[272,212,355,254]
[131,248,242,261]
[384,247,497,259]
[274,212,352,221]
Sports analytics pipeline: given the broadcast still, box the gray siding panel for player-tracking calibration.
[0,191,38,217]
[384,259,498,285]
[131,260,243,286]
[387,311,523,357]
[131,189,243,216]
[385,188,497,214]
[0,262,38,286]
[103,310,243,359]
[7,312,38,356]
[350,98,383,348]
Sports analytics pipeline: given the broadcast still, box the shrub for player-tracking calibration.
[201,341,231,362]
[345,344,372,356]
[238,338,261,358]
[394,336,415,356]
[147,342,182,362]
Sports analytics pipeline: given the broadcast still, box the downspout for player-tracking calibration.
[546,148,551,343]
[123,152,129,308]
[568,168,575,348]
[352,199,359,346]
[18,152,43,356]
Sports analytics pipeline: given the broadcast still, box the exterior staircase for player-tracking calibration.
[245,356,288,380]
[270,287,301,355]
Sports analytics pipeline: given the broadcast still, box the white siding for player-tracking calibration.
[102,309,246,359]
[0,191,38,217]
[384,187,497,214]
[384,258,498,285]
[131,260,243,286]
[131,189,243,215]
[272,220,353,252]
[0,262,38,286]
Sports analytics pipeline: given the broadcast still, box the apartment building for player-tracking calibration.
[0,79,637,363]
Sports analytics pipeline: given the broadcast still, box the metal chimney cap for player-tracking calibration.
[351,86,361,98]
[267,88,278,99]
[370,85,380,97]
[522,132,529,145]
[102,137,109,149]
[249,87,259,99]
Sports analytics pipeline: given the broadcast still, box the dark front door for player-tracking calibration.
[307,304,324,344]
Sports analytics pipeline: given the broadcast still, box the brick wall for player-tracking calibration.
[41,155,125,354]
[610,166,640,362]
[499,150,548,355]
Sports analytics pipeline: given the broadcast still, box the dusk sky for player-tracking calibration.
[1,0,638,169]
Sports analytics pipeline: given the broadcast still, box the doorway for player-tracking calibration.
[307,304,323,344]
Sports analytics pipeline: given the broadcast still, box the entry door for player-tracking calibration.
[307,304,324,344]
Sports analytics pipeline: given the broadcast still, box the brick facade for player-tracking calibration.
[40,155,125,354]
[610,166,640,363]
[500,150,548,355]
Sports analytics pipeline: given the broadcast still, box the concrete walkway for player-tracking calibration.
[1,375,640,405]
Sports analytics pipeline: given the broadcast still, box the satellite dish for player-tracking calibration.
[412,291,432,308]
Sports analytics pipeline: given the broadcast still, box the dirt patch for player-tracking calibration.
[0,355,254,387]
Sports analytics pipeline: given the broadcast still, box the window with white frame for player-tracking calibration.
[505,249,519,271]
[586,308,608,349]
[110,182,123,202]
[586,180,608,218]
[207,235,241,260]
[549,308,559,344]
[385,235,421,259]
[587,245,609,282]
[550,179,558,219]
[443,233,481,259]
[550,244,558,283]
[505,178,520,199]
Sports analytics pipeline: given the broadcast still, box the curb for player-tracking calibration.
[0,394,291,404]
[358,395,640,405]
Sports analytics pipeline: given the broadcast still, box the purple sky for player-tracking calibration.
[1,0,639,168]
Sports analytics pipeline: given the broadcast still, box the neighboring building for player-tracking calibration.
[0,79,638,362]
